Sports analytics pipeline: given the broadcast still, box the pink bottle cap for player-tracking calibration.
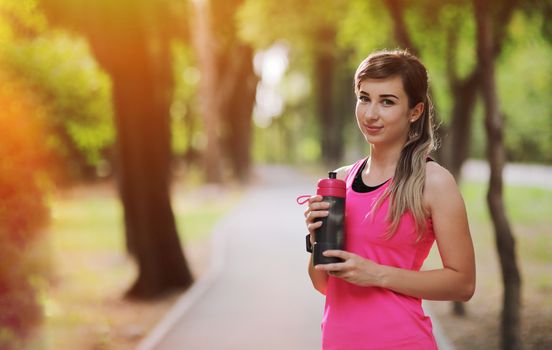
[317,172,346,198]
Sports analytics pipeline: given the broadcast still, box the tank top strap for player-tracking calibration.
[345,157,368,188]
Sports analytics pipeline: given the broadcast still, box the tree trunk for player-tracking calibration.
[384,0,420,57]
[315,26,343,167]
[221,44,258,182]
[102,27,193,299]
[40,1,195,298]
[446,69,479,181]
[475,1,522,349]
[191,0,223,183]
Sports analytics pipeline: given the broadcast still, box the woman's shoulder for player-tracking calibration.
[424,161,459,197]
[333,164,353,180]
[333,157,369,180]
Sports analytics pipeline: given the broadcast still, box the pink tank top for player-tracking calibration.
[321,158,438,350]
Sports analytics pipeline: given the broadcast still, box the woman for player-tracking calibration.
[304,50,475,349]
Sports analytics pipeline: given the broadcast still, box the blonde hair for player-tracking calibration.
[354,49,436,239]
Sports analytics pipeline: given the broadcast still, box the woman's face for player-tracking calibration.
[355,75,422,148]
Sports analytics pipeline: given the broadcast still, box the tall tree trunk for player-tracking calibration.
[475,1,522,349]
[315,26,343,167]
[384,0,420,57]
[446,69,479,181]
[40,1,194,298]
[99,24,193,299]
[191,0,223,183]
[221,44,257,182]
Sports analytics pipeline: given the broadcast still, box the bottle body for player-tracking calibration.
[313,195,345,265]
[312,172,346,265]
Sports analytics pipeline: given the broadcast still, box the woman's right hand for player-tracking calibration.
[304,195,330,241]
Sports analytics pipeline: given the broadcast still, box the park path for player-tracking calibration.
[133,158,552,350]
[138,165,325,350]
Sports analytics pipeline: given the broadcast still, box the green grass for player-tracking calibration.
[50,196,124,253]
[49,189,241,252]
[460,181,552,265]
[425,180,552,287]
[173,197,239,243]
[461,181,552,226]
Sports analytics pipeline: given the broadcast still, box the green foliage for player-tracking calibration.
[405,1,478,123]
[337,0,394,67]
[0,0,47,40]
[240,0,552,165]
[0,66,50,350]
[498,12,552,163]
[171,41,202,159]
[238,0,346,52]
[1,0,115,180]
[2,31,115,178]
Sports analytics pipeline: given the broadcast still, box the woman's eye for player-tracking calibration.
[382,99,395,106]
[358,96,369,102]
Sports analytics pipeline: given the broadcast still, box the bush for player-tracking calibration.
[0,67,51,349]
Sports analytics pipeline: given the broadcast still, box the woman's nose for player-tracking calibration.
[363,103,379,120]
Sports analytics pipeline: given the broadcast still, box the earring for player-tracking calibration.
[409,131,419,140]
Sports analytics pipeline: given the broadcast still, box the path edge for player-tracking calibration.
[135,192,248,350]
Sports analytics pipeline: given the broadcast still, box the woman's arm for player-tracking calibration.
[316,163,476,301]
[305,165,351,295]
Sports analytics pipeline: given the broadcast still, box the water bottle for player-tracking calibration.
[313,171,346,265]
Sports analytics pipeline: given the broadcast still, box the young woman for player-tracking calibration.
[304,50,475,349]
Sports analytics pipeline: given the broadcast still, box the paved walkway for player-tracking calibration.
[137,164,470,350]
[139,166,325,350]
[461,159,552,189]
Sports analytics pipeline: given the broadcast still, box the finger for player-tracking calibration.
[309,201,330,211]
[306,210,329,223]
[305,202,329,218]
[307,221,323,233]
[315,262,344,272]
[308,195,323,204]
[322,250,352,259]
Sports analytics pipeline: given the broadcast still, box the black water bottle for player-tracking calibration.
[312,171,346,265]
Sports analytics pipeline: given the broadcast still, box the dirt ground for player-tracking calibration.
[100,238,212,350]
[429,296,552,350]
[427,243,552,350]
[41,237,212,350]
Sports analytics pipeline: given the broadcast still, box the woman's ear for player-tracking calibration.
[409,102,424,123]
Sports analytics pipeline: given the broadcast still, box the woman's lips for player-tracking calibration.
[364,125,383,133]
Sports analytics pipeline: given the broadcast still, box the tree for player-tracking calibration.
[475,0,522,348]
[192,0,258,183]
[40,0,194,298]
[379,1,467,314]
[190,0,223,183]
[239,0,352,167]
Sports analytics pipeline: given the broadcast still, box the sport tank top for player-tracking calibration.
[321,158,438,350]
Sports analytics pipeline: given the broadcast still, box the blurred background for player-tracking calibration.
[0,0,551,349]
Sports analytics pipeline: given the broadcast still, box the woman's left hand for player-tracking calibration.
[314,250,383,287]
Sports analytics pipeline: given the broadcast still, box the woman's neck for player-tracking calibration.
[366,144,402,180]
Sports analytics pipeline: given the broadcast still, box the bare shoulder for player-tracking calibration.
[333,164,353,181]
[424,162,460,204]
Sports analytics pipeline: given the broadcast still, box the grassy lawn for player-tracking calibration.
[426,180,552,349]
[33,181,242,350]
